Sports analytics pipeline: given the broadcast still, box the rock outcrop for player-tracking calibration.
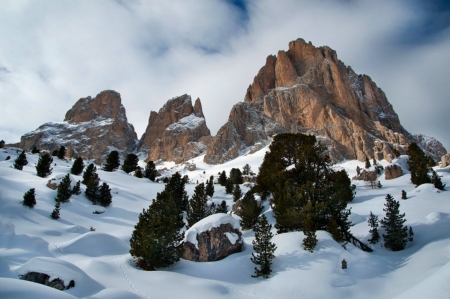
[20,272,74,291]
[137,95,212,163]
[17,90,138,164]
[385,164,403,180]
[412,134,447,164]
[183,214,243,262]
[441,153,450,168]
[204,38,446,164]
[352,169,378,181]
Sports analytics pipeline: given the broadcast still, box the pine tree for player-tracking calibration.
[85,173,100,204]
[134,167,143,178]
[380,194,409,251]
[243,164,252,175]
[431,169,446,190]
[367,211,380,244]
[121,153,139,174]
[98,182,112,207]
[144,161,157,181]
[372,158,377,166]
[225,178,233,194]
[0,140,4,148]
[31,146,40,154]
[251,214,276,278]
[50,201,61,219]
[36,153,53,178]
[215,200,228,214]
[365,157,371,169]
[55,174,72,203]
[232,184,243,202]
[408,143,430,186]
[302,202,318,252]
[164,172,189,212]
[401,190,407,200]
[218,171,227,186]
[103,150,120,172]
[129,191,184,270]
[356,166,361,175]
[71,157,85,175]
[52,149,58,156]
[82,163,97,185]
[187,183,213,227]
[72,180,81,195]
[22,188,36,208]
[230,168,243,184]
[57,146,66,159]
[376,181,382,188]
[408,226,414,242]
[205,176,215,197]
[237,190,263,230]
[14,150,28,170]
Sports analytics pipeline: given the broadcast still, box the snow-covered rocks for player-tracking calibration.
[183,214,243,262]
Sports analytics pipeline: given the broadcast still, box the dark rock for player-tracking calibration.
[20,271,74,291]
[385,164,403,180]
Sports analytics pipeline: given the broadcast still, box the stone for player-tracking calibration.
[352,169,378,181]
[183,214,243,262]
[20,271,74,291]
[385,164,403,180]
[412,134,447,164]
[17,90,138,164]
[441,153,450,168]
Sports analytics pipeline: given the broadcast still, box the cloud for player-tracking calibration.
[0,0,449,152]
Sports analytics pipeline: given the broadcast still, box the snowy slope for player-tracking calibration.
[0,146,449,299]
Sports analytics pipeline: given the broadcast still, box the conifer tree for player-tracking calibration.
[70,157,85,175]
[164,172,189,212]
[376,181,382,189]
[187,183,212,227]
[55,174,72,203]
[356,166,361,176]
[129,191,184,270]
[0,140,4,148]
[72,180,81,195]
[219,171,227,186]
[215,200,228,214]
[14,150,28,170]
[57,146,66,159]
[103,150,120,172]
[243,164,252,175]
[22,188,36,208]
[82,163,97,185]
[408,226,414,242]
[251,214,276,278]
[401,190,407,200]
[407,143,430,186]
[237,190,263,230]
[431,169,446,190]
[121,153,139,174]
[50,201,61,219]
[144,161,157,181]
[225,178,233,194]
[232,184,243,202]
[36,153,53,178]
[31,146,40,154]
[380,194,409,251]
[98,182,112,207]
[52,149,58,156]
[367,211,380,244]
[85,173,100,204]
[205,176,215,197]
[230,168,243,184]
[134,167,143,178]
[302,202,318,252]
[365,157,371,169]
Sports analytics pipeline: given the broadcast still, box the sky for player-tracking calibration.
[1,0,449,152]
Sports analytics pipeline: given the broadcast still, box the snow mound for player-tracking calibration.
[57,232,129,257]
[425,212,447,222]
[184,214,240,246]
[413,183,441,194]
[0,277,79,299]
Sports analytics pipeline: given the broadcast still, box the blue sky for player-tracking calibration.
[1,0,449,151]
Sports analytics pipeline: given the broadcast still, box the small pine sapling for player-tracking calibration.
[376,181,382,188]
[50,202,61,219]
[232,184,243,202]
[215,200,228,214]
[23,188,36,208]
[401,190,407,200]
[365,157,371,169]
[408,226,414,242]
[72,181,81,195]
[367,211,380,244]
[251,215,276,278]
[134,167,143,178]
[14,150,28,170]
[431,169,446,190]
[99,182,112,207]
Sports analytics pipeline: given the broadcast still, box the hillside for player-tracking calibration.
[0,146,449,298]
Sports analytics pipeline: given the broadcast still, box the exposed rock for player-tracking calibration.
[46,174,76,190]
[441,153,450,168]
[20,272,74,291]
[352,169,378,181]
[385,164,403,180]
[205,38,446,164]
[183,214,243,262]
[138,95,211,163]
[412,134,447,164]
[185,162,196,171]
[17,90,138,164]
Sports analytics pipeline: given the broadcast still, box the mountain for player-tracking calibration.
[204,38,447,164]
[137,94,212,164]
[16,90,138,163]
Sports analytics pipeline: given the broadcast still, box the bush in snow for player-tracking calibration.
[23,188,36,208]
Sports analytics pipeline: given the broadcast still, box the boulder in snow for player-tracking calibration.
[385,164,403,180]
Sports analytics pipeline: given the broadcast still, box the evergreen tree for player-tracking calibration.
[103,150,120,172]
[50,201,61,219]
[393,148,400,158]
[144,161,157,181]
[14,150,28,170]
[82,163,97,185]
[129,191,184,270]
[134,167,143,178]
[5,156,10,160]
[71,180,81,195]
[237,190,263,230]
[57,145,66,159]
[372,158,377,166]
[356,166,361,175]
[31,146,40,154]
[215,200,228,214]
[367,211,380,244]
[164,172,189,212]
[301,201,318,252]
[431,169,446,190]
[0,140,4,148]
[401,190,407,200]
[376,181,382,188]
[187,183,213,227]
[121,153,139,174]
[407,143,430,186]
[426,156,436,167]
[232,184,243,202]
[52,149,58,156]
[408,226,414,242]
[225,178,233,194]
[71,157,85,175]
[36,153,53,178]
[365,157,371,169]
[205,176,215,197]
[251,214,276,278]
[85,173,100,204]
[55,174,72,203]
[218,171,227,186]
[22,188,36,208]
[380,194,409,251]
[230,168,243,184]
[98,182,112,207]
[243,164,252,176]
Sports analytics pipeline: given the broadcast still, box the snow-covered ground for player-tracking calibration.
[0,146,449,299]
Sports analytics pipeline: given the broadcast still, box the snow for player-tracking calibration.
[1,145,450,298]
[166,113,205,131]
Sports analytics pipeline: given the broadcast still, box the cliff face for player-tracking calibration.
[18,90,138,163]
[137,95,212,163]
[204,38,447,164]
